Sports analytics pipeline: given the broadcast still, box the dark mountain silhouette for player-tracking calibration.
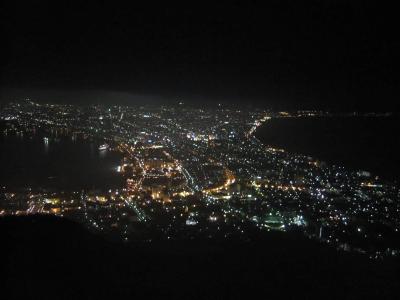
[2,215,399,299]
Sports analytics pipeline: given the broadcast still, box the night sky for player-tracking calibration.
[1,1,398,111]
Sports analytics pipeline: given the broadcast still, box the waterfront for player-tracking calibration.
[1,103,400,260]
[0,127,123,190]
[256,115,400,182]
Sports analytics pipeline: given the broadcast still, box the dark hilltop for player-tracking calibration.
[2,215,399,299]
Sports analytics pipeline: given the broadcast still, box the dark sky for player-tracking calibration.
[1,1,399,110]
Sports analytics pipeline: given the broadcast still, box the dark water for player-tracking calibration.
[256,116,400,182]
[0,131,123,190]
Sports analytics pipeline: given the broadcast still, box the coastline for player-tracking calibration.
[255,115,400,182]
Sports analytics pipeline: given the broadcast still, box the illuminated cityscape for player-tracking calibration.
[1,100,399,260]
[2,2,399,297]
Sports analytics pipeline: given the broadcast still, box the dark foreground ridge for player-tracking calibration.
[2,216,399,299]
